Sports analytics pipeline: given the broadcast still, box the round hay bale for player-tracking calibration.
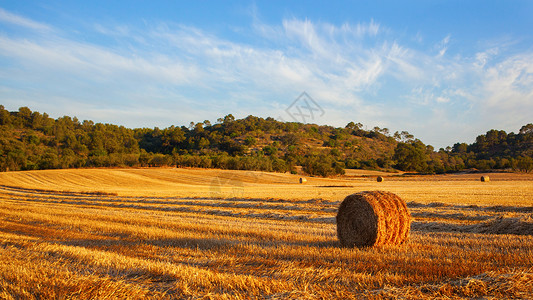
[299,177,307,184]
[336,191,411,248]
[481,175,490,182]
[377,176,384,182]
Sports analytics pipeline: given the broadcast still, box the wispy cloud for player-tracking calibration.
[0,7,51,31]
[436,34,451,57]
[477,52,533,126]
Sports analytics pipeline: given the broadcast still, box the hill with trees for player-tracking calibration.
[1,105,532,175]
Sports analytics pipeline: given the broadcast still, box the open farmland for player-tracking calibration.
[0,168,532,299]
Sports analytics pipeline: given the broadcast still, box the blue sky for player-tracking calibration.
[1,1,532,148]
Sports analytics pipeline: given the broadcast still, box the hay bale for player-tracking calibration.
[377,176,384,182]
[481,175,490,182]
[299,177,307,184]
[336,191,411,248]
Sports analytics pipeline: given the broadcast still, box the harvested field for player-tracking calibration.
[0,168,532,299]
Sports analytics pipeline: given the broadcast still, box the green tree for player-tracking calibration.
[302,155,344,177]
[513,156,533,173]
[519,123,533,135]
[263,145,277,156]
[393,140,428,172]
[244,136,257,146]
[0,105,11,126]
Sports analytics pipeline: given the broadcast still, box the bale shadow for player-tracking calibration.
[411,216,533,236]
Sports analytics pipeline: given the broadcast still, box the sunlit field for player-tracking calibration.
[1,168,532,299]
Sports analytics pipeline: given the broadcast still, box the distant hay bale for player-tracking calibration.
[336,191,411,248]
[299,177,307,184]
[377,176,384,182]
[481,176,490,182]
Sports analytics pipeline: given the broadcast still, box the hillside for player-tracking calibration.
[0,105,532,175]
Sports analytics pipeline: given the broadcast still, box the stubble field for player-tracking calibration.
[0,168,532,299]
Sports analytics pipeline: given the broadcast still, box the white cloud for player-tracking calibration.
[474,48,499,69]
[282,19,329,57]
[436,34,451,57]
[0,7,51,31]
[0,34,201,86]
[477,53,533,126]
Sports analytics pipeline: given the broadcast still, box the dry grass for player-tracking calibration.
[0,168,531,206]
[0,168,532,299]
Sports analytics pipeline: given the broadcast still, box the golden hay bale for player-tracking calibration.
[377,176,384,182]
[481,175,490,182]
[336,191,411,248]
[299,177,307,184]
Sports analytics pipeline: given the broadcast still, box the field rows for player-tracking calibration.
[1,168,532,205]
[1,172,532,299]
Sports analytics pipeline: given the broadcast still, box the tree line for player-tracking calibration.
[1,105,532,175]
